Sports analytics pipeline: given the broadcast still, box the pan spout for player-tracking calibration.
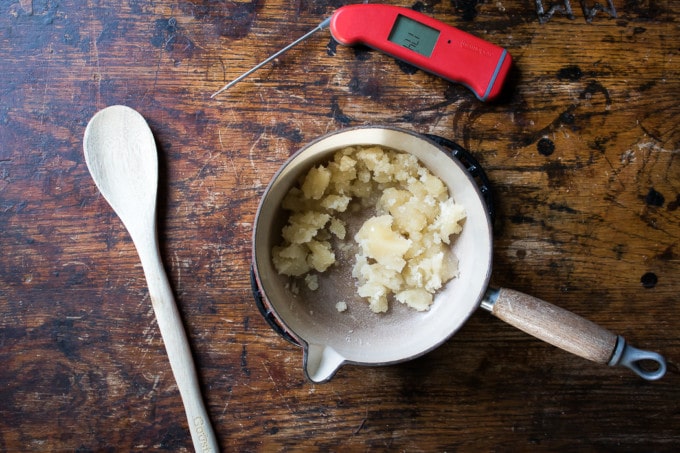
[304,343,346,383]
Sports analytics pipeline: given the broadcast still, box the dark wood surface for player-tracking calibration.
[1,0,678,451]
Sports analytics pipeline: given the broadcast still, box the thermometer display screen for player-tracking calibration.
[387,15,440,57]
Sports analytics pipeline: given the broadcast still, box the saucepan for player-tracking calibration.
[251,126,666,383]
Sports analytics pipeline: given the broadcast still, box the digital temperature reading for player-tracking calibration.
[388,15,440,58]
[212,4,513,101]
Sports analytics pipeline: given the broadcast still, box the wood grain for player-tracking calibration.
[1,0,679,451]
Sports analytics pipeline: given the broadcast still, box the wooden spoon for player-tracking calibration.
[84,105,219,452]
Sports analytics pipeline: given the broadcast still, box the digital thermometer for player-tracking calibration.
[212,4,512,101]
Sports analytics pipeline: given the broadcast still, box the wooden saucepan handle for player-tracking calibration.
[481,287,666,380]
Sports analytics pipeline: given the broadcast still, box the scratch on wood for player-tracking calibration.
[217,128,240,181]
[173,250,182,292]
[248,132,265,171]
[354,418,367,435]
[142,323,158,345]
[142,372,161,400]
[89,20,102,106]
[620,150,635,164]
[141,303,159,345]
[19,0,32,14]
[220,389,233,416]
[62,261,91,270]
[636,141,673,154]
[261,359,296,418]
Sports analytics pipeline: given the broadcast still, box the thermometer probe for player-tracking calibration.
[211,4,512,101]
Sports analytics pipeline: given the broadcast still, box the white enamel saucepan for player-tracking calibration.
[252,127,666,383]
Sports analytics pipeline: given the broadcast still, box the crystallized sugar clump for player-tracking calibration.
[272,146,466,313]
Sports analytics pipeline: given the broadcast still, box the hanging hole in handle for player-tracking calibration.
[631,358,666,377]
[609,336,667,381]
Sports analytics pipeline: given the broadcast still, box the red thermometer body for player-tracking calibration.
[330,4,512,101]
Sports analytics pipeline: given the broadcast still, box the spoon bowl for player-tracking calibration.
[84,106,158,242]
[84,105,219,452]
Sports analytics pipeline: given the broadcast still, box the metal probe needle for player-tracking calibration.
[211,17,332,98]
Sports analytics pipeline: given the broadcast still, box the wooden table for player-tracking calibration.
[1,0,678,450]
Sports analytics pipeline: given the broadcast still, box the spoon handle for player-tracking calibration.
[136,233,219,453]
